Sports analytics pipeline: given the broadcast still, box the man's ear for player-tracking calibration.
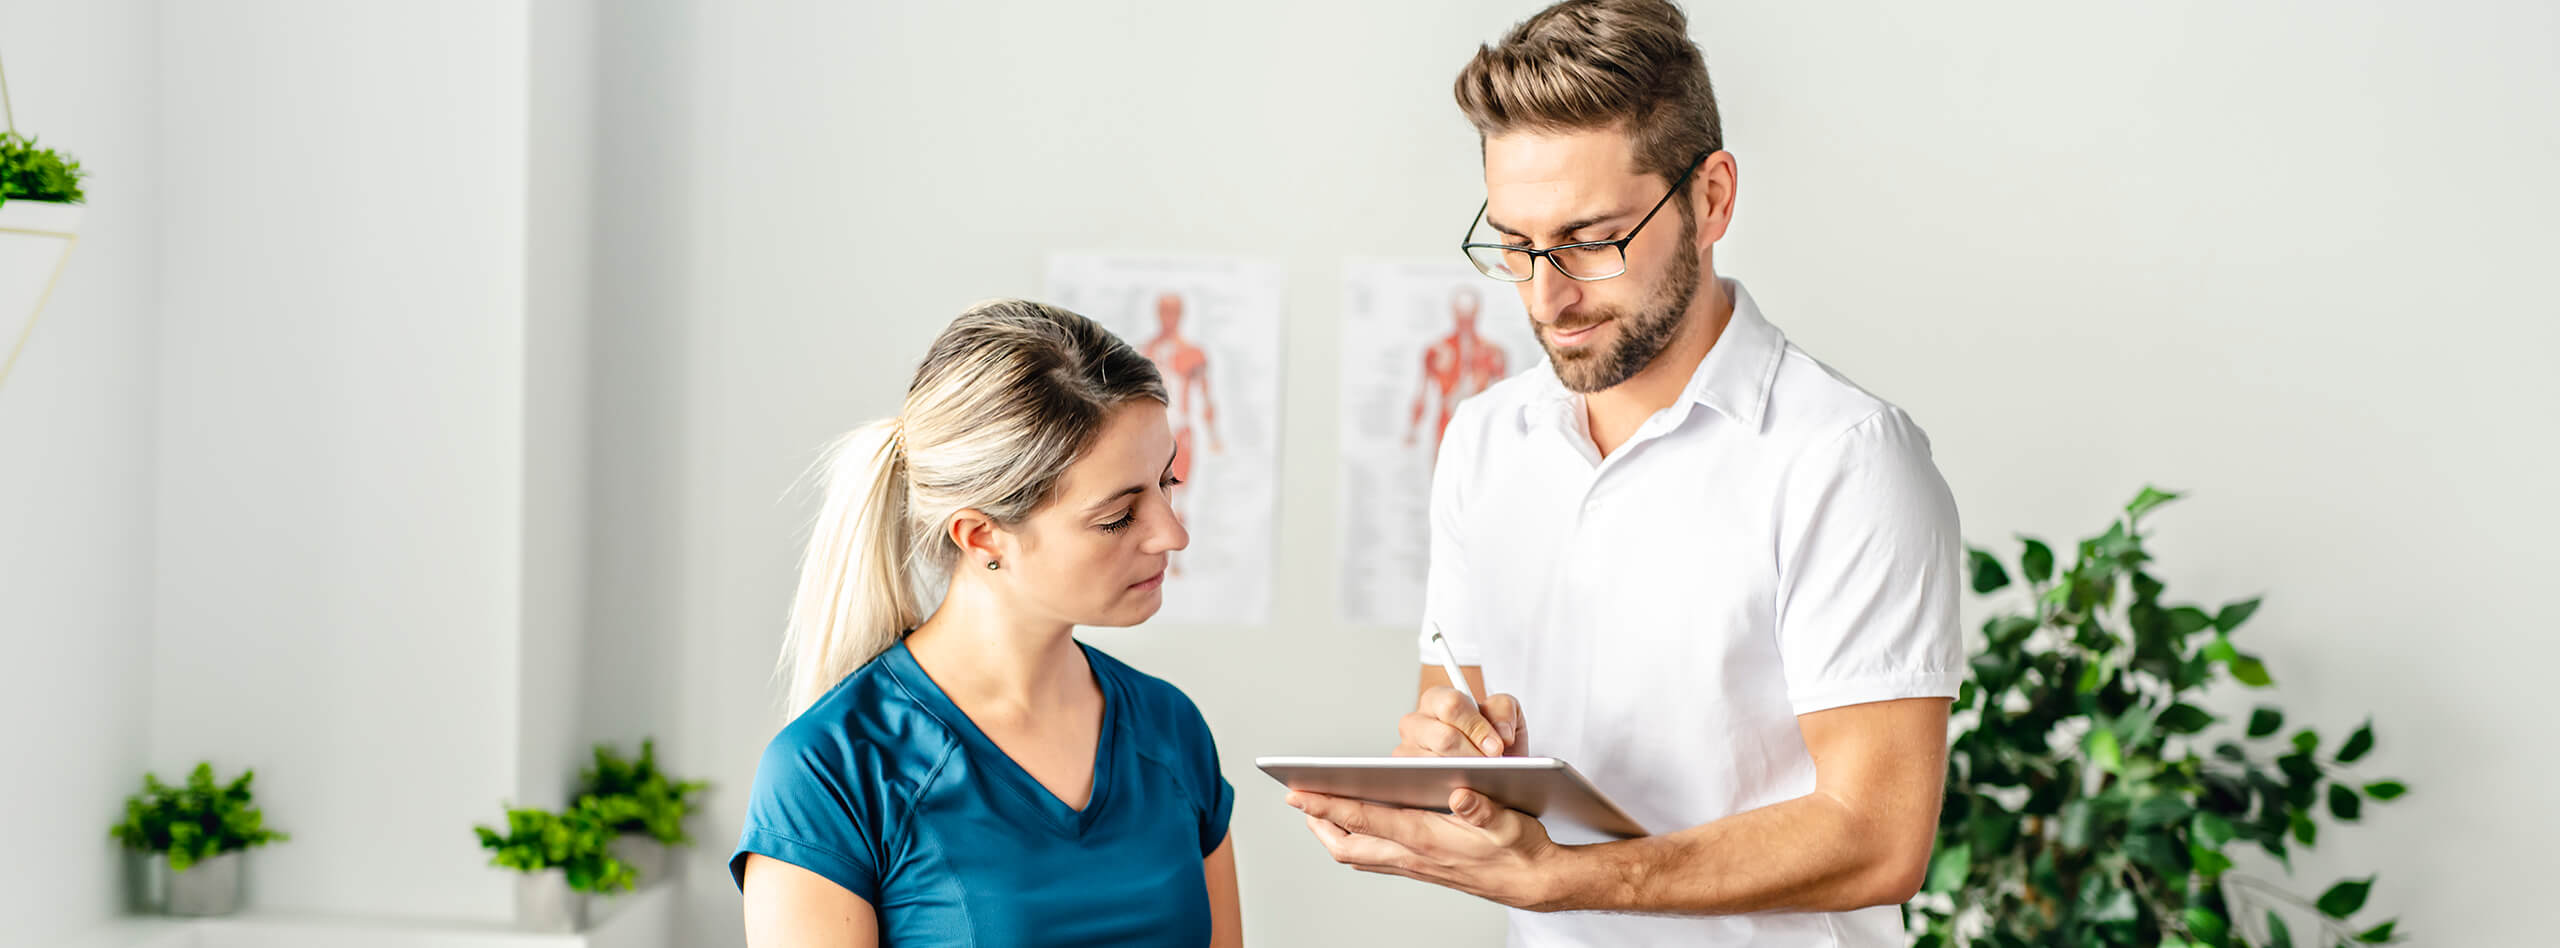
[1693,151,1738,248]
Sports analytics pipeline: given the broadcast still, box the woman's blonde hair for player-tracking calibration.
[778,300,1166,717]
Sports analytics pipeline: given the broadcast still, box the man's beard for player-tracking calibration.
[1538,213,1701,395]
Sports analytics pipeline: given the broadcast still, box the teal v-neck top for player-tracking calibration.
[731,639,1234,946]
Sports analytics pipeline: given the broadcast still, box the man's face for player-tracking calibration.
[1481,129,1704,394]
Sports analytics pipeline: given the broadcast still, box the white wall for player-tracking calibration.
[150,1,534,922]
[522,0,601,817]
[0,2,161,943]
[590,1,2559,945]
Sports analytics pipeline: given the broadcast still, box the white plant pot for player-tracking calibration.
[610,835,670,886]
[515,868,590,933]
[152,850,246,917]
[0,199,82,390]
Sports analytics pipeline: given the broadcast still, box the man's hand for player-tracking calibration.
[1288,787,1571,911]
[1395,686,1527,757]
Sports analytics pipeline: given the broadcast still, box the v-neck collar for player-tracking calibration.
[884,638,1121,838]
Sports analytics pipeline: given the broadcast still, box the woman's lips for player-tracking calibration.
[1130,569,1165,591]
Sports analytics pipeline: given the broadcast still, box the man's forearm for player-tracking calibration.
[1540,790,1926,916]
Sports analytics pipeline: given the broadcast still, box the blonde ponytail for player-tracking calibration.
[780,418,921,717]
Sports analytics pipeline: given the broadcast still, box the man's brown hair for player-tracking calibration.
[1454,0,1722,191]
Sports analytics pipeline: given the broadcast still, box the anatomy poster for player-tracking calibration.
[1045,254,1286,625]
[1337,260,1540,627]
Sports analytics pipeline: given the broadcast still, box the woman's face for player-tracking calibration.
[993,400,1189,628]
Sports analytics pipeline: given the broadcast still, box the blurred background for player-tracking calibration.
[4,0,2552,945]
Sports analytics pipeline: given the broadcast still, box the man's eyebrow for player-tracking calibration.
[1483,209,1634,243]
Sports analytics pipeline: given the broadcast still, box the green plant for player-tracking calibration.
[0,131,85,205]
[575,739,707,845]
[109,763,289,872]
[472,795,639,894]
[1911,487,2408,947]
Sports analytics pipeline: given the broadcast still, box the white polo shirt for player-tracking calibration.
[1419,278,1962,948]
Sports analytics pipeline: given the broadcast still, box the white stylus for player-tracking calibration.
[1429,624,1498,755]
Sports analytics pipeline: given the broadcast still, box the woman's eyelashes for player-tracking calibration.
[1097,477,1182,535]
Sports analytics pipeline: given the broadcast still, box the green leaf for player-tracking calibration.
[2158,703,2215,734]
[2184,907,2229,945]
[2086,727,2122,775]
[2247,706,2284,738]
[1968,548,2011,594]
[2166,606,2215,637]
[2357,920,2397,942]
[2292,729,2321,755]
[2329,783,2363,822]
[2318,877,2374,917]
[2020,538,2055,584]
[2189,842,2233,878]
[2362,780,2407,801]
[2128,485,2182,520]
[2131,793,2193,828]
[2203,637,2239,664]
[1924,841,1970,894]
[2229,655,2273,687]
[2214,596,2261,633]
[2338,720,2375,764]
[2192,811,2236,847]
[2290,809,2318,846]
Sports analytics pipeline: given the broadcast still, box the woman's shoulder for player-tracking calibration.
[758,651,962,797]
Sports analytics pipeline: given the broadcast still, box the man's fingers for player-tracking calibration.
[1447,788,1498,828]
[1418,687,1504,756]
[1398,711,1487,757]
[1481,693,1527,747]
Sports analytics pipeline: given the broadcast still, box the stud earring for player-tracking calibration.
[986,560,1001,570]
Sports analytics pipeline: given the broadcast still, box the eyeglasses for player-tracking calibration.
[1461,151,1713,283]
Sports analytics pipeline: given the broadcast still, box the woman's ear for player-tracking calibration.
[949,509,1006,571]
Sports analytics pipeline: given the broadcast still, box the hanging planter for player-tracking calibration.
[0,52,88,392]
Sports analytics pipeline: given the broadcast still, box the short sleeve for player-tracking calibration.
[1417,400,1484,665]
[1774,407,1965,716]
[1183,700,1236,856]
[729,729,883,904]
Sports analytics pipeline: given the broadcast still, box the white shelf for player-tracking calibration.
[61,885,672,948]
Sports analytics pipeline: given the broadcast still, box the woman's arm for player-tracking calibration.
[1205,833,1242,948]
[741,853,880,948]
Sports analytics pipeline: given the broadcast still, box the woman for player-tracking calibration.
[732,300,1242,947]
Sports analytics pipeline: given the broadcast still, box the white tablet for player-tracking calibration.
[1256,755,1649,842]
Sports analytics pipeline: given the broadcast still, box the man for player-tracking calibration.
[1286,1,1964,945]
[1408,285,1511,457]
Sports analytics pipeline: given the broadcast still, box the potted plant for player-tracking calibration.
[1910,487,2410,946]
[108,763,289,917]
[0,52,89,391]
[574,739,708,885]
[473,795,638,932]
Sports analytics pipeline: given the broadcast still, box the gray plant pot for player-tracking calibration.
[515,868,589,933]
[162,850,246,917]
[610,835,670,886]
